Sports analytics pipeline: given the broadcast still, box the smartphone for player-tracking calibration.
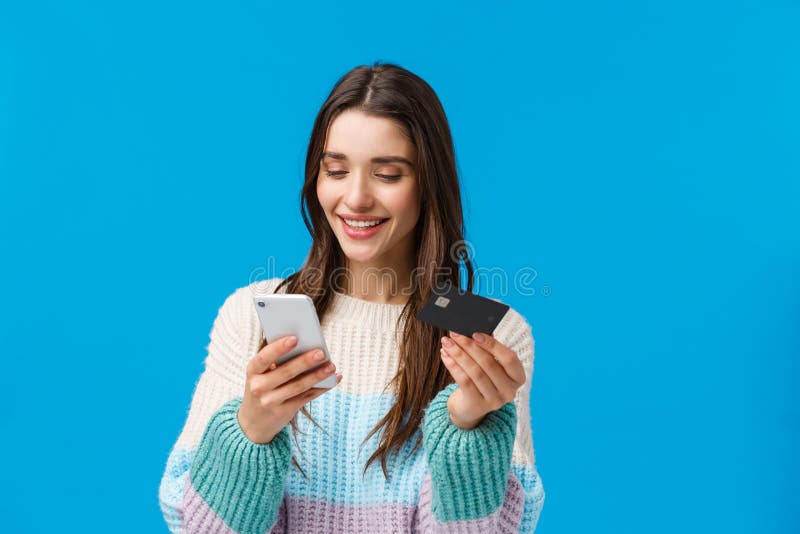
[253,294,338,389]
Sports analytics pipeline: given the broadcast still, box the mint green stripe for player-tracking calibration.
[189,397,291,534]
[421,383,517,522]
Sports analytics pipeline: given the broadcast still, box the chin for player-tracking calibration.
[339,245,382,265]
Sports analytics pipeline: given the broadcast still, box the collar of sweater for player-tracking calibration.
[325,290,407,332]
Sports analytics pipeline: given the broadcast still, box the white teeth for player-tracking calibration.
[343,218,385,228]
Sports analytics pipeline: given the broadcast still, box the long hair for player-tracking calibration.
[258,62,473,480]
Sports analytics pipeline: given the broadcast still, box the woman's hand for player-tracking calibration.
[440,331,526,430]
[238,335,342,444]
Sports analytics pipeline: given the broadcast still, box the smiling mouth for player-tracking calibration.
[338,216,389,229]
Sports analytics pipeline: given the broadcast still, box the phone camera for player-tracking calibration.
[258,301,265,308]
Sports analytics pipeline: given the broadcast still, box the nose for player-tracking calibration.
[343,171,374,210]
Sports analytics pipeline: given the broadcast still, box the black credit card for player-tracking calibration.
[416,281,510,337]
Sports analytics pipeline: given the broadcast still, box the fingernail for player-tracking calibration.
[285,336,298,347]
[441,336,454,347]
[473,332,486,343]
[314,350,325,361]
[450,331,463,339]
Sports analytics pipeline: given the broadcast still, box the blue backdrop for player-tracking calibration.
[1,1,797,532]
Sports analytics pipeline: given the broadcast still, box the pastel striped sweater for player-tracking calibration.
[159,277,545,533]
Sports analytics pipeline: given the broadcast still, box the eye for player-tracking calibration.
[376,174,402,181]
[325,170,348,177]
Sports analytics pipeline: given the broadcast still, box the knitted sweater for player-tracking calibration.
[159,277,545,533]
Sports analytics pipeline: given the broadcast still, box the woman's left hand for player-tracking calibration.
[440,331,527,430]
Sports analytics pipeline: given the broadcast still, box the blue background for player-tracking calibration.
[1,1,798,532]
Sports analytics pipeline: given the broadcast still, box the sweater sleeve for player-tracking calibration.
[158,280,291,534]
[416,310,545,533]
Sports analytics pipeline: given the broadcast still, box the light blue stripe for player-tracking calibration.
[159,446,196,533]
[284,389,542,509]
[513,464,546,534]
[285,389,429,505]
[160,391,544,515]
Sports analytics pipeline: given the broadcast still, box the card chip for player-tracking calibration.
[434,296,450,308]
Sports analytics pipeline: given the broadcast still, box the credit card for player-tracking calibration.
[416,281,510,337]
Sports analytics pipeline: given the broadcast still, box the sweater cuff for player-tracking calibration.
[421,383,517,522]
[189,397,291,534]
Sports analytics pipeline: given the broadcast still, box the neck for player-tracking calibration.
[341,258,415,305]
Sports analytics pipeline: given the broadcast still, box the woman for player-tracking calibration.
[159,62,545,533]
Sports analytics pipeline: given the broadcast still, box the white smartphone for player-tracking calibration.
[253,294,338,389]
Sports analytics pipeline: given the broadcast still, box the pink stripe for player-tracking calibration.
[181,471,524,533]
[282,496,416,531]
[278,472,523,533]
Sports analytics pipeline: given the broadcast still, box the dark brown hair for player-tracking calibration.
[258,61,473,480]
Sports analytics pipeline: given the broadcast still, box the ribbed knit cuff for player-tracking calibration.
[421,383,517,522]
[189,397,291,534]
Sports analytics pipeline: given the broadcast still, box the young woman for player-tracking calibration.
[159,62,545,533]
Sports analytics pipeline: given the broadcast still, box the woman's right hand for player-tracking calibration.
[237,335,341,444]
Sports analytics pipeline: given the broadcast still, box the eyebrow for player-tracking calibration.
[321,151,415,169]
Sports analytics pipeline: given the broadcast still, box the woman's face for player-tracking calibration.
[317,109,420,271]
